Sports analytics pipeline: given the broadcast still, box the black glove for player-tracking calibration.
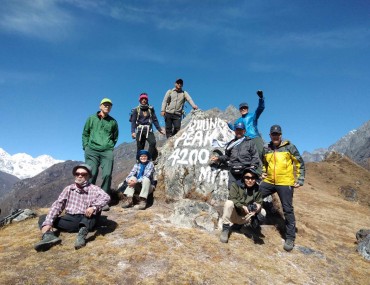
[257,90,263,98]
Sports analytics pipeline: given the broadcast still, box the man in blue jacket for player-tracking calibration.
[230,90,265,160]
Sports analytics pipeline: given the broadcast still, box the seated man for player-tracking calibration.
[220,168,266,243]
[121,150,156,210]
[34,164,110,251]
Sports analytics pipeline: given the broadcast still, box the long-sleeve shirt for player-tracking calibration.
[161,88,197,115]
[42,183,111,227]
[126,161,155,184]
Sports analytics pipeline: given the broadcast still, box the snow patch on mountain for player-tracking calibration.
[0,148,64,179]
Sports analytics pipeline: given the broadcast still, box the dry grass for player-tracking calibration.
[1,158,369,285]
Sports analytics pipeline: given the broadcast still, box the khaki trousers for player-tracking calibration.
[222,200,266,225]
[124,177,154,199]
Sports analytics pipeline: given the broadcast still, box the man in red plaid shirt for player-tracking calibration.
[34,164,110,251]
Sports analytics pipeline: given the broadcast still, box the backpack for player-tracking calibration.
[129,105,153,125]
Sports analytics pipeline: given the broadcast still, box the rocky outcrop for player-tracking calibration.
[356,229,370,261]
[156,109,235,230]
[329,120,370,170]
[0,171,19,198]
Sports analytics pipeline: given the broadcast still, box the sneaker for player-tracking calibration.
[133,198,147,210]
[75,227,89,250]
[283,239,294,252]
[220,224,230,243]
[102,204,110,211]
[34,231,61,252]
[121,197,133,208]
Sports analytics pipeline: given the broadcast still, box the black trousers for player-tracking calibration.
[259,182,296,241]
[165,113,182,138]
[136,131,158,161]
[38,213,100,233]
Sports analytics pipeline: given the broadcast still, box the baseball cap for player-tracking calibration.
[100,98,113,105]
[234,122,246,130]
[72,164,92,177]
[239,103,249,109]
[176,78,183,85]
[270,125,282,134]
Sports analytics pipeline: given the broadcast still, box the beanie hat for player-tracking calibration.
[139,93,148,102]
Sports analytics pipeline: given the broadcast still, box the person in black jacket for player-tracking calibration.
[130,93,165,161]
[210,121,261,188]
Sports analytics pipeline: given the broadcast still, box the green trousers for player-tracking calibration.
[84,147,113,194]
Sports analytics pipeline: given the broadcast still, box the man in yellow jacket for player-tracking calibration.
[260,125,305,252]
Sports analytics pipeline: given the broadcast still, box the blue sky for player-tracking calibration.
[1,0,369,161]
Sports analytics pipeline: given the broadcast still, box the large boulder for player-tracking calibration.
[156,110,235,230]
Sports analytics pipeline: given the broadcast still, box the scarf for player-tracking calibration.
[226,137,245,151]
[137,163,147,180]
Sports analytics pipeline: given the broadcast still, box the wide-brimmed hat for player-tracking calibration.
[72,164,92,177]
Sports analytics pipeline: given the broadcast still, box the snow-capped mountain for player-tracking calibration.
[0,148,64,179]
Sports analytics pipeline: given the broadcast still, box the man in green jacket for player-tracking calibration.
[82,98,119,207]
[220,167,266,243]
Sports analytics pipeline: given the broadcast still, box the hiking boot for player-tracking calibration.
[250,216,261,231]
[34,231,61,252]
[220,224,231,243]
[134,198,147,210]
[75,227,89,250]
[121,196,133,208]
[283,239,294,252]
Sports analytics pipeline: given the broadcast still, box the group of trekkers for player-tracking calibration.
[34,78,305,254]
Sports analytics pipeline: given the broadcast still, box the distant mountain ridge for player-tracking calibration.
[0,148,63,179]
[302,120,370,170]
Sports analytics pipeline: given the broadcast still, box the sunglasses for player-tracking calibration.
[239,107,248,110]
[244,176,256,180]
[75,172,88,177]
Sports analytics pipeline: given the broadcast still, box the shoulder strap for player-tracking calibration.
[135,105,152,125]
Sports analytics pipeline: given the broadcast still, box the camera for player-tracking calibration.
[247,203,257,212]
